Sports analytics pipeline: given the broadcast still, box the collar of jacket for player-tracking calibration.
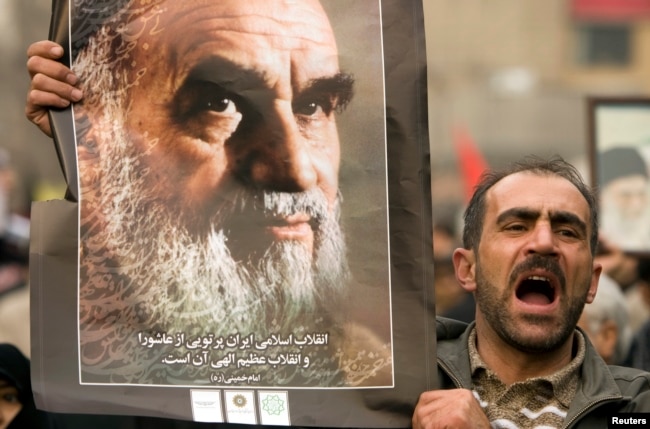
[435,316,626,417]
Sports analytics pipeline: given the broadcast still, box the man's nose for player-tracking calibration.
[526,224,557,255]
[245,101,317,192]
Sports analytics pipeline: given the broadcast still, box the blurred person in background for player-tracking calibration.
[0,343,59,428]
[596,238,650,336]
[0,148,28,294]
[433,222,475,323]
[0,149,30,358]
[578,273,631,365]
[620,255,650,336]
[623,259,650,371]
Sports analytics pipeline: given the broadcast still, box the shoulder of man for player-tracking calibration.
[570,365,650,427]
[607,365,650,397]
[435,316,468,341]
[578,330,650,408]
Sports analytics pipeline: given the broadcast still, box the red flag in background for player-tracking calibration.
[453,126,488,202]
[572,0,650,21]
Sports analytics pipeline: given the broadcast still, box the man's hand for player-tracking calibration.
[26,40,83,137]
[412,389,491,429]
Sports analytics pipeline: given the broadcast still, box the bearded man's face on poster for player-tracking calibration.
[74,0,357,385]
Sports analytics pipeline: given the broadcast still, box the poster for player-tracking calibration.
[30,0,434,426]
[587,97,650,255]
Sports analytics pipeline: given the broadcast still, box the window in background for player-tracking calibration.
[575,23,631,67]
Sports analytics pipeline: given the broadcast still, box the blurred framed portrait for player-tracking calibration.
[588,97,650,255]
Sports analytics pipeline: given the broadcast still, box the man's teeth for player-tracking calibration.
[527,275,549,282]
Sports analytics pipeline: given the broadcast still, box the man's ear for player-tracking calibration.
[453,248,477,293]
[586,262,603,304]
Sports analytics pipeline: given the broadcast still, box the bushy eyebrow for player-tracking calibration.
[496,207,538,225]
[550,211,588,236]
[497,207,587,236]
[181,57,354,107]
[298,72,355,113]
[171,57,355,125]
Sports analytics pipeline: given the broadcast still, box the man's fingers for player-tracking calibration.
[25,41,81,138]
[27,88,72,111]
[30,73,82,103]
[27,54,77,85]
[26,40,64,61]
[25,87,73,138]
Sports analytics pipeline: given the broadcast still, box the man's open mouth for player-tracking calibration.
[515,275,557,306]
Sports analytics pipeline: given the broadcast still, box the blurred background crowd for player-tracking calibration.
[1,0,650,425]
[0,0,61,361]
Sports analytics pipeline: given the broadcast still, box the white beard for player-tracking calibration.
[74,29,349,385]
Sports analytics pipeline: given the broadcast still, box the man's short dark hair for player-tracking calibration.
[461,155,599,255]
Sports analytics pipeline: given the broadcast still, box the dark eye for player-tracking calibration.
[558,228,578,238]
[505,223,526,232]
[205,97,238,114]
[3,393,18,403]
[173,80,241,120]
[0,388,19,404]
[294,96,335,118]
[295,101,321,116]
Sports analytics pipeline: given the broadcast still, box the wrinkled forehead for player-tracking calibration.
[487,171,590,219]
[116,0,340,82]
[126,0,337,48]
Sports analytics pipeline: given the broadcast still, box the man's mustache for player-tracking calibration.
[508,254,566,290]
[216,188,335,227]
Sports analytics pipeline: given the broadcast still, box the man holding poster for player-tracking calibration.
[27,0,392,388]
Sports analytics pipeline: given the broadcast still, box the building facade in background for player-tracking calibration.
[423,0,650,229]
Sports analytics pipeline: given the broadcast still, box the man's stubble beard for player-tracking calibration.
[474,254,587,354]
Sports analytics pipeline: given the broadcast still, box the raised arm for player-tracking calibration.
[25,40,83,137]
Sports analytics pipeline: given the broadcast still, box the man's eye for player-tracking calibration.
[294,97,334,117]
[204,97,238,114]
[505,224,526,231]
[173,80,241,120]
[558,228,578,238]
[296,102,322,116]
